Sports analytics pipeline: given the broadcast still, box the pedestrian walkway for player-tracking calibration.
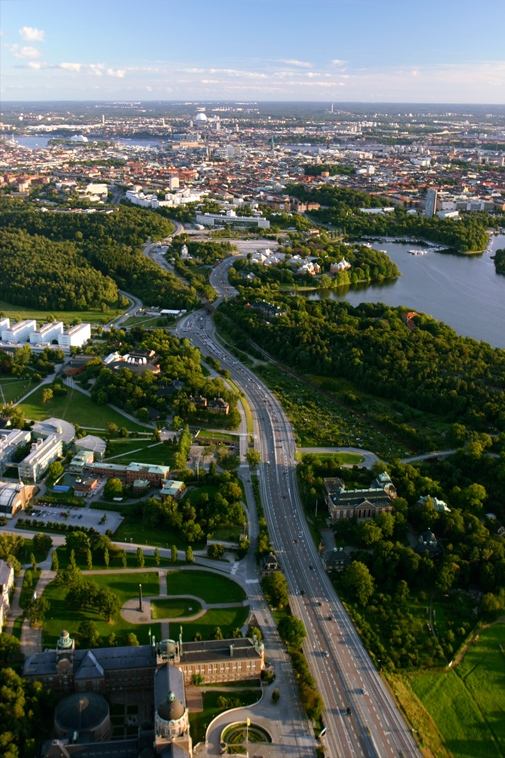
[4,569,25,634]
[20,569,55,656]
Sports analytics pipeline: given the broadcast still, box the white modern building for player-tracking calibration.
[29,322,64,345]
[195,211,270,229]
[58,323,91,349]
[0,560,14,629]
[0,318,9,331]
[18,434,63,482]
[1,320,37,343]
[0,429,31,475]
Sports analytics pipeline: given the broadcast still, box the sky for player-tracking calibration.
[1,0,504,103]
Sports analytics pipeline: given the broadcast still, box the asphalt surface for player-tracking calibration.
[173,254,421,758]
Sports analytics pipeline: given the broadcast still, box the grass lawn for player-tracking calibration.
[20,536,53,564]
[42,571,161,648]
[211,526,243,542]
[166,570,246,604]
[180,607,249,642]
[410,668,501,758]
[151,597,202,619]
[195,431,235,442]
[105,442,175,467]
[19,385,147,432]
[112,507,202,550]
[0,378,34,405]
[296,451,365,466]
[189,690,260,744]
[0,298,124,325]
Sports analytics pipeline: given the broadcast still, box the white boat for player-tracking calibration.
[408,249,428,255]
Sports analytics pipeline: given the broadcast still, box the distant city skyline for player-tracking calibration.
[1,0,504,103]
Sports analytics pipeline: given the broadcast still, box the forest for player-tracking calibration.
[298,449,505,669]
[285,184,497,252]
[0,229,118,311]
[495,248,505,276]
[220,294,505,432]
[0,200,199,312]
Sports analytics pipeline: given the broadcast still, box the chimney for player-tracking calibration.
[230,644,234,657]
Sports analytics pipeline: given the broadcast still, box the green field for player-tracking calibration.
[410,623,505,758]
[112,507,199,550]
[178,606,249,642]
[166,570,247,604]
[54,545,174,571]
[42,571,161,648]
[0,298,124,325]
[0,378,34,405]
[105,440,175,466]
[296,451,365,465]
[19,385,147,431]
[151,597,202,619]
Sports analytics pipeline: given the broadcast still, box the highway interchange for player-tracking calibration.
[174,250,421,757]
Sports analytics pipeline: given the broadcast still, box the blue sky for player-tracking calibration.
[1,0,504,102]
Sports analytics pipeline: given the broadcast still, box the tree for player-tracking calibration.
[119,427,129,439]
[278,615,307,648]
[207,543,224,559]
[137,547,145,568]
[104,478,123,499]
[0,634,23,670]
[262,571,289,609]
[107,632,118,647]
[186,546,194,564]
[33,532,52,558]
[272,688,280,703]
[154,548,161,566]
[104,548,109,568]
[106,422,118,436]
[121,550,127,568]
[96,588,120,621]
[86,548,93,571]
[125,632,139,646]
[212,627,224,640]
[65,531,90,556]
[248,625,263,642]
[343,561,375,607]
[171,544,178,564]
[46,461,64,482]
[26,596,50,627]
[78,620,101,648]
[231,627,242,638]
[246,449,262,467]
[41,387,53,404]
[394,579,410,605]
[30,553,37,573]
[192,673,204,685]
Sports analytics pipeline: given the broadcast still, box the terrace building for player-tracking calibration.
[324,472,397,521]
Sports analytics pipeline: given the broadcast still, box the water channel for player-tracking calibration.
[301,234,505,349]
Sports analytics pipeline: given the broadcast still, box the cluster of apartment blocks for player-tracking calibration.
[0,318,90,352]
[0,418,76,484]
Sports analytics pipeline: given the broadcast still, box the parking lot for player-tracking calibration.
[17,501,124,535]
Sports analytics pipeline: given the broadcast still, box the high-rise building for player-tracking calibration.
[425,188,438,217]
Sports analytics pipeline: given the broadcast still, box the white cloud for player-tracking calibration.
[331,59,346,66]
[10,45,41,60]
[88,64,105,77]
[60,62,82,72]
[19,26,45,42]
[281,59,312,68]
[28,61,42,70]
[107,68,126,78]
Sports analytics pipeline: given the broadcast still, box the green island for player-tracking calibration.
[494,248,505,276]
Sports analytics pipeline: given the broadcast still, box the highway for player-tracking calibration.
[172,249,421,757]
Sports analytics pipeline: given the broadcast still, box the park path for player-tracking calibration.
[4,569,25,634]
[20,569,55,656]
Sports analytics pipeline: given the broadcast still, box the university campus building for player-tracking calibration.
[324,471,397,521]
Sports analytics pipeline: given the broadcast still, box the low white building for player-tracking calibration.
[58,323,91,349]
[0,560,14,629]
[330,258,351,273]
[29,322,64,345]
[0,318,10,331]
[18,434,63,482]
[0,428,31,475]
[195,211,270,229]
[1,319,37,343]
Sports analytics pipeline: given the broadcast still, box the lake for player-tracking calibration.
[302,234,505,349]
[6,135,162,149]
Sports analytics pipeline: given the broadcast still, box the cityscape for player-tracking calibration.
[0,2,505,758]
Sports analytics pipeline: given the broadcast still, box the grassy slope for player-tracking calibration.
[0,298,123,325]
[19,385,146,431]
[165,569,247,604]
[409,623,505,758]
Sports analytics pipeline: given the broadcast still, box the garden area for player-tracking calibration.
[189,690,261,744]
[165,570,246,604]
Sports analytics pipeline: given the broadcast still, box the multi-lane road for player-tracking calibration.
[169,247,421,757]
